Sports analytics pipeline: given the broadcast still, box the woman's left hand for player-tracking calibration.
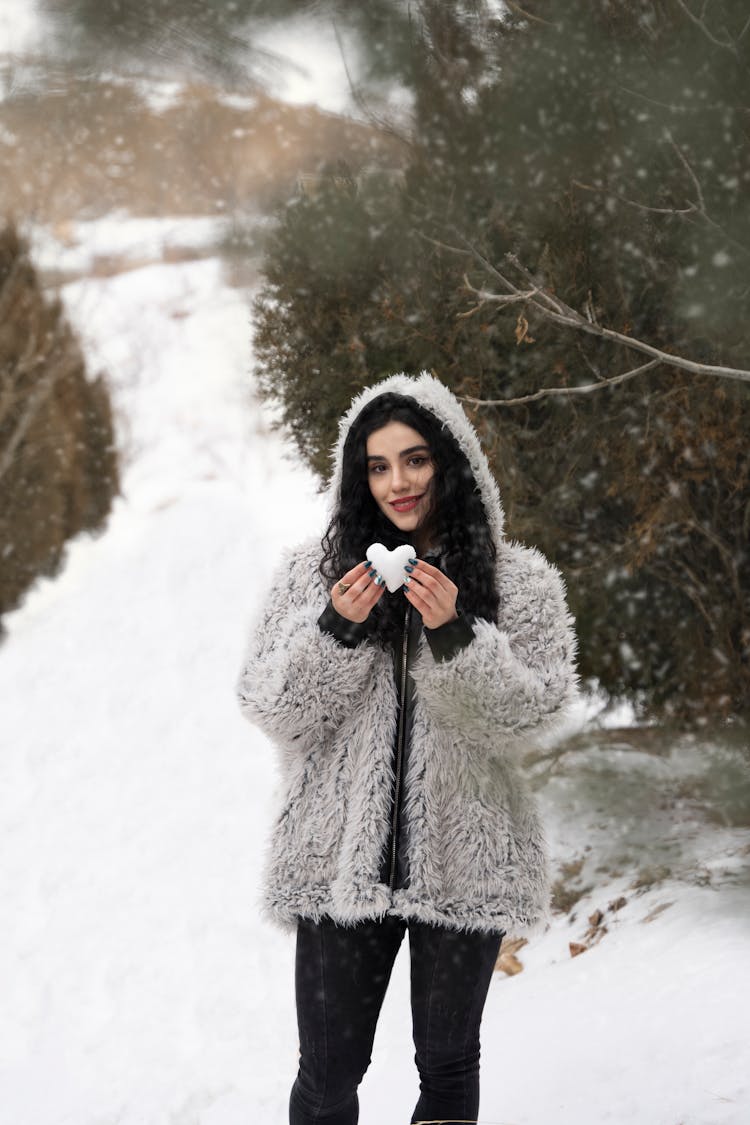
[403,560,459,629]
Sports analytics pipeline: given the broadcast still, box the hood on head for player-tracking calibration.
[327,371,506,548]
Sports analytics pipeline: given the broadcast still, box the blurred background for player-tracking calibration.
[1,3,749,1123]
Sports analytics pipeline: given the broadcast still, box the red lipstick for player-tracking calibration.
[389,494,424,512]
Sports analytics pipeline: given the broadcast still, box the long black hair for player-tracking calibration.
[319,392,499,644]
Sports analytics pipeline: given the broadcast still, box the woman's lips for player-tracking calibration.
[390,494,424,512]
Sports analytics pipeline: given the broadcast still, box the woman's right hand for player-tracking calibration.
[330,561,386,623]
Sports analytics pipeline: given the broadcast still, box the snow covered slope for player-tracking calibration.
[0,230,747,1125]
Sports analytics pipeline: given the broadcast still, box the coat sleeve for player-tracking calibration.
[236,544,379,751]
[410,547,580,744]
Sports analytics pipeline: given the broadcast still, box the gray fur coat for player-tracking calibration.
[237,372,580,938]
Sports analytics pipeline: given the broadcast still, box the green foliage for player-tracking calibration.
[253,0,750,722]
[0,224,119,624]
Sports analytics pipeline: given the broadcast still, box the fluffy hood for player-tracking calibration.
[327,371,506,548]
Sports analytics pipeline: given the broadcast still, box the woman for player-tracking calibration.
[237,372,579,1124]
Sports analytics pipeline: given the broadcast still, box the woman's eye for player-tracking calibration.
[409,457,428,466]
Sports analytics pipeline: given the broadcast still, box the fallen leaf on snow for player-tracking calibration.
[495,936,528,976]
[642,901,674,923]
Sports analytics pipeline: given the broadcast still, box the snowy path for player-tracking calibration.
[0,240,748,1124]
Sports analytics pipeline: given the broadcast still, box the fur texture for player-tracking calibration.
[237,372,580,937]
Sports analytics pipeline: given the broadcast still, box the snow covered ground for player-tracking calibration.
[27,216,230,278]
[0,222,748,1125]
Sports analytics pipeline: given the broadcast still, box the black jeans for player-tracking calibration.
[289,913,504,1125]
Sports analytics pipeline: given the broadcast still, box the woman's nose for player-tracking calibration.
[391,465,409,491]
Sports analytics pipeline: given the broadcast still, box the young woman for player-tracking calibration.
[237,372,579,1125]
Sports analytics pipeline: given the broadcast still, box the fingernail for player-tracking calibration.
[374,575,384,586]
[403,575,411,584]
[405,565,414,573]
[408,557,418,565]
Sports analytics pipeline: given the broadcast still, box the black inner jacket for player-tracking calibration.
[317,550,475,892]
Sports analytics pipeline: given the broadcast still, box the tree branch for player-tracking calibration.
[503,1,556,27]
[0,363,68,484]
[673,0,739,53]
[571,178,697,216]
[457,358,662,406]
[418,193,750,404]
[331,18,413,149]
[573,169,750,260]
[0,322,71,484]
[458,246,750,384]
[684,517,743,605]
[666,130,707,213]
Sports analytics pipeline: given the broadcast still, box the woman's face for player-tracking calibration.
[366,420,436,536]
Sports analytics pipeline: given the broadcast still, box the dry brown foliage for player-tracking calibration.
[0,223,119,621]
[0,75,398,223]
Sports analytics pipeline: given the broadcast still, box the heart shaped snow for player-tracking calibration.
[367,543,415,593]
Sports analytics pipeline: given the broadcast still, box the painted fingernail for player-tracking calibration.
[405,565,414,573]
[403,575,411,584]
[375,575,385,586]
[408,557,418,565]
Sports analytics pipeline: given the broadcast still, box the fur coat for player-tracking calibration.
[237,372,580,938]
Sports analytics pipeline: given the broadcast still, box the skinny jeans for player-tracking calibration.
[289,913,504,1125]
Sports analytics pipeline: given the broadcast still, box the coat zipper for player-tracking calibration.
[389,603,411,890]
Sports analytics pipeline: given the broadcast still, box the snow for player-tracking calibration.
[0,0,41,56]
[246,16,358,117]
[251,15,414,125]
[1,222,748,1124]
[100,73,187,116]
[25,216,229,278]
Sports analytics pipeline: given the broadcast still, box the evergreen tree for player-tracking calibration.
[254,0,749,723]
[0,224,119,625]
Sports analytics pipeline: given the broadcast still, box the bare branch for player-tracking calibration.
[673,0,738,52]
[331,19,413,149]
[0,255,27,324]
[459,273,540,309]
[512,252,750,381]
[668,132,750,256]
[684,517,743,604]
[456,245,750,384]
[616,83,730,114]
[0,353,70,484]
[571,178,697,216]
[458,359,662,406]
[672,557,716,632]
[455,301,486,320]
[449,234,566,316]
[573,172,750,259]
[665,131,706,213]
[419,227,750,392]
[503,1,556,27]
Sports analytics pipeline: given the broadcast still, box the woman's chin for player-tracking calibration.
[386,511,420,535]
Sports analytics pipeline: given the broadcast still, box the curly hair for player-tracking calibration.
[319,392,499,644]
